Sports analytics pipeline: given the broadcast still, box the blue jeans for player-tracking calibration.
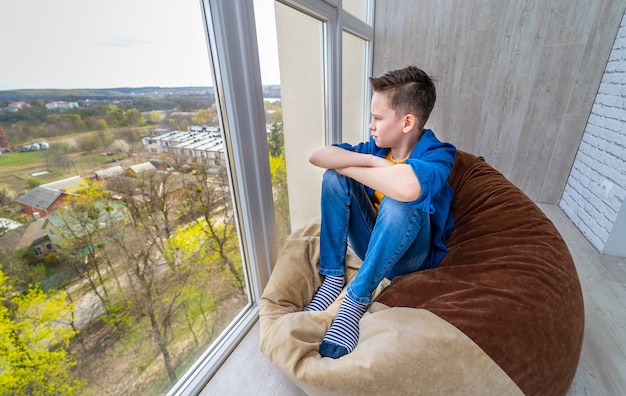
[318,169,432,305]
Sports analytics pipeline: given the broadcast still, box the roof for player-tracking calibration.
[95,165,127,180]
[43,175,86,192]
[129,162,156,174]
[0,224,27,258]
[15,218,48,249]
[16,176,87,211]
[16,186,63,210]
[44,201,127,235]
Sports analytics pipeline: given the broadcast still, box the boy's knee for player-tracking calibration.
[322,169,345,189]
[379,199,424,222]
[379,197,409,213]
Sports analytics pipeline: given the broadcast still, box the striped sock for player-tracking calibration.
[303,275,344,312]
[319,295,368,359]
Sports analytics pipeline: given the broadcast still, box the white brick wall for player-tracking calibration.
[560,11,626,254]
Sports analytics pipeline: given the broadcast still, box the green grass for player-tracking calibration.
[0,150,45,167]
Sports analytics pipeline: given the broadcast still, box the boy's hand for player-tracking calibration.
[309,146,381,170]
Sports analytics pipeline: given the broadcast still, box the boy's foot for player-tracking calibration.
[319,295,367,359]
[303,275,344,311]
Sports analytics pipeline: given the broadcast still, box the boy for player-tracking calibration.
[304,65,456,359]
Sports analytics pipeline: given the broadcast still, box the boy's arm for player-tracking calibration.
[309,146,421,202]
[339,165,421,202]
[309,146,389,169]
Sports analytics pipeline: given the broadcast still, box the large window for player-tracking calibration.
[0,1,271,395]
[275,0,374,230]
[0,1,372,394]
[177,0,373,392]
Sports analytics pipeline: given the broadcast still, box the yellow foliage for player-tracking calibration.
[165,221,210,263]
[0,269,82,395]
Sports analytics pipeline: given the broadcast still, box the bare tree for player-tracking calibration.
[182,167,244,290]
[53,180,126,328]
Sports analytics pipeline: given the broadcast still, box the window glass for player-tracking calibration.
[343,0,369,23]
[342,31,369,144]
[274,2,327,232]
[0,1,250,395]
[254,0,290,247]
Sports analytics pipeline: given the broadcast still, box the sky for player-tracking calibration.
[0,0,280,90]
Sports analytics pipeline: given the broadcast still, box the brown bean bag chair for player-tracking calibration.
[260,150,584,395]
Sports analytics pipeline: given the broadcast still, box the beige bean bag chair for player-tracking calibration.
[260,151,584,395]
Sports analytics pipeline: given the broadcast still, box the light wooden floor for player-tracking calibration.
[201,204,626,395]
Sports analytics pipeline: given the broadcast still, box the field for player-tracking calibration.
[0,150,115,193]
[0,151,49,192]
[0,131,145,194]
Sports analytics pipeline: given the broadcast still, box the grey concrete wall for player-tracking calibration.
[372,0,626,204]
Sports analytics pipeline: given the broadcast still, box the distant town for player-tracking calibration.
[0,85,285,394]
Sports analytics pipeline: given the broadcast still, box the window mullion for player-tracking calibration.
[202,0,276,300]
[168,1,277,394]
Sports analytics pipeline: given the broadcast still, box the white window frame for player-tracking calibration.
[278,0,374,143]
[169,1,373,394]
[169,1,275,394]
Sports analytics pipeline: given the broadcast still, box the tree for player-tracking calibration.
[0,183,19,225]
[43,147,73,171]
[192,108,210,125]
[165,220,235,341]
[182,168,244,290]
[53,180,127,328]
[106,105,124,128]
[54,174,187,384]
[106,220,182,384]
[122,108,145,127]
[149,111,162,124]
[96,118,109,130]
[109,169,199,383]
[110,139,130,155]
[266,121,290,244]
[267,122,284,157]
[0,270,82,395]
[168,118,189,132]
[269,154,291,245]
[264,100,283,124]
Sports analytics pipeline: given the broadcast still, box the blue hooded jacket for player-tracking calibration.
[334,129,456,268]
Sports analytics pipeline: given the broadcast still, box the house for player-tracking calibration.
[43,201,127,249]
[16,176,86,218]
[141,126,224,164]
[5,101,30,112]
[0,221,26,265]
[128,162,156,177]
[95,165,127,181]
[45,101,79,110]
[0,218,53,264]
[14,218,53,261]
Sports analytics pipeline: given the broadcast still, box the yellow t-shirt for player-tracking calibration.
[372,151,407,211]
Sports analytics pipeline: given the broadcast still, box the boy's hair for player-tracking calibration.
[369,66,436,128]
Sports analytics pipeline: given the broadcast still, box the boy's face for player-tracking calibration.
[368,91,405,148]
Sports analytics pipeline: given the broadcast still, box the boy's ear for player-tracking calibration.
[402,113,418,133]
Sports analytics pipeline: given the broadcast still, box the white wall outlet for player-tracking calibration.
[600,179,613,199]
